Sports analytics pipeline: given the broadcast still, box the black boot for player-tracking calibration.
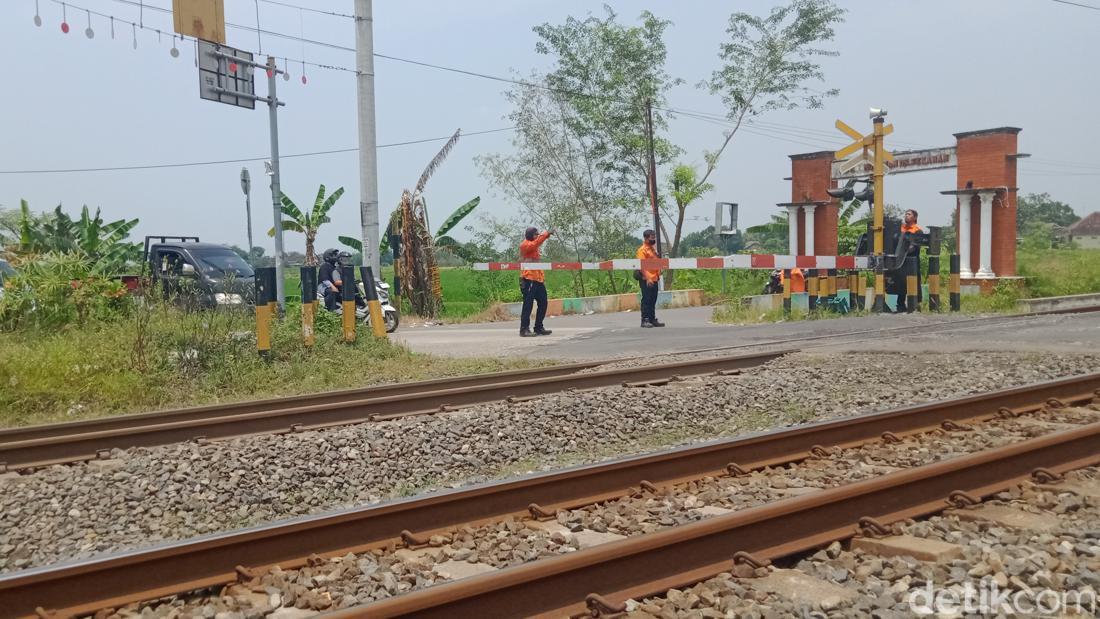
[641,319,654,328]
[520,330,536,337]
[650,319,665,327]
[534,328,553,336]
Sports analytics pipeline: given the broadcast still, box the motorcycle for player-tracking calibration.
[356,279,400,333]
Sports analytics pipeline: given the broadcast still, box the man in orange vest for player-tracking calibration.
[779,268,806,293]
[895,209,923,313]
[519,226,553,337]
[636,229,664,328]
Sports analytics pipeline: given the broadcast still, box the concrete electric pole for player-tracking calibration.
[355,0,381,274]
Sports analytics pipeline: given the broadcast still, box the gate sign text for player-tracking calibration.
[833,146,957,180]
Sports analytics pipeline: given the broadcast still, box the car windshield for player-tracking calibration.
[193,249,253,278]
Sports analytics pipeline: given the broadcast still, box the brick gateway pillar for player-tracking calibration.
[777,151,839,256]
[940,127,1020,279]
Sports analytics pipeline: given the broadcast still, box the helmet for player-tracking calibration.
[337,251,353,265]
[322,248,340,264]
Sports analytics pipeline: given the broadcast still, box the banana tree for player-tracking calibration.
[15,200,140,274]
[268,184,345,266]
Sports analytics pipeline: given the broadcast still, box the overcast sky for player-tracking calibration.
[2,0,1097,257]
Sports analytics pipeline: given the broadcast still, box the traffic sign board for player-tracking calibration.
[198,41,255,109]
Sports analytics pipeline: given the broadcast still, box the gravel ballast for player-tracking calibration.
[1,351,1097,573]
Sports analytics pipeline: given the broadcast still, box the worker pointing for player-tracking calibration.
[519,226,553,337]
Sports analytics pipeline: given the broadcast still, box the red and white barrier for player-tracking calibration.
[473,254,870,272]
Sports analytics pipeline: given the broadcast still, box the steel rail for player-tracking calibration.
[4,372,1098,617]
[0,350,786,470]
[347,421,1100,618]
[3,303,1098,472]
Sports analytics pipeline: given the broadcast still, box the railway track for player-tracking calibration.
[2,304,1097,472]
[4,372,1099,618]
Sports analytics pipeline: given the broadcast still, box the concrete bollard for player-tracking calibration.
[927,256,941,312]
[254,267,273,357]
[949,254,961,312]
[782,269,792,316]
[360,266,387,338]
[873,264,886,313]
[300,266,317,346]
[905,256,919,314]
[807,269,818,312]
[341,265,356,343]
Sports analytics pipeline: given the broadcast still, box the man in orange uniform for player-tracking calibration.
[637,229,665,328]
[779,267,806,293]
[895,209,923,313]
[519,226,553,337]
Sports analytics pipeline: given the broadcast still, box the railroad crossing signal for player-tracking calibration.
[834,110,893,313]
[834,119,894,162]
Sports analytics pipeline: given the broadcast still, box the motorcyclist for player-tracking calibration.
[318,248,341,310]
[337,251,368,310]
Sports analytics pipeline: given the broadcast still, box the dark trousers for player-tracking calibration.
[639,279,658,322]
[323,289,340,311]
[520,278,547,332]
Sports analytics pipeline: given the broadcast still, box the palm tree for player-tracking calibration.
[342,196,481,260]
[268,184,345,266]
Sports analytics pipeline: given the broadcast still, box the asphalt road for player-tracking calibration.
[391,307,1100,360]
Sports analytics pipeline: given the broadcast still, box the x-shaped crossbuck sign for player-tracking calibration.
[834,119,894,161]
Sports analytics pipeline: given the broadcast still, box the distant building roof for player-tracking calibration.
[1069,212,1100,236]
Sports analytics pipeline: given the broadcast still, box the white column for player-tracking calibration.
[786,206,800,255]
[804,205,816,256]
[976,190,996,279]
[957,192,973,279]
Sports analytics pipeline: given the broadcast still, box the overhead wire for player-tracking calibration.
[0,128,516,174]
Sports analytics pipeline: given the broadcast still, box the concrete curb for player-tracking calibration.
[502,288,705,319]
[1017,292,1100,313]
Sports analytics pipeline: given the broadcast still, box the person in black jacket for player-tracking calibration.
[318,248,341,311]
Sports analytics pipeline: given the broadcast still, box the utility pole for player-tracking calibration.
[266,55,286,311]
[240,167,254,259]
[355,0,381,275]
[644,99,662,255]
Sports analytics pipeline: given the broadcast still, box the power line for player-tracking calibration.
[257,0,355,19]
[1049,0,1100,10]
[46,0,359,73]
[0,127,515,174]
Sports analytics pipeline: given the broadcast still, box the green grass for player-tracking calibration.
[0,302,550,427]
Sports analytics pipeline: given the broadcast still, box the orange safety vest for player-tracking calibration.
[901,223,922,234]
[520,231,550,283]
[636,242,661,283]
[789,268,806,293]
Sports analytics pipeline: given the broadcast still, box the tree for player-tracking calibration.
[267,184,345,266]
[478,81,643,296]
[659,0,845,268]
[744,215,790,254]
[663,164,715,285]
[13,200,140,274]
[1017,193,1078,233]
[533,7,681,214]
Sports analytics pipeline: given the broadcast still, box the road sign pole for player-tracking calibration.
[241,167,253,259]
[872,115,886,312]
[266,56,286,312]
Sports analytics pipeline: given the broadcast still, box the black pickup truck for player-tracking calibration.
[140,236,256,308]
